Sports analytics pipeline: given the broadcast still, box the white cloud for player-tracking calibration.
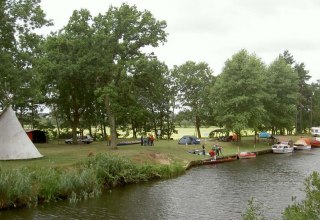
[40,0,320,81]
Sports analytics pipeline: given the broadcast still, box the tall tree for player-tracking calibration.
[212,50,267,140]
[133,57,175,139]
[92,4,167,148]
[295,62,312,133]
[279,50,312,133]
[172,61,214,138]
[265,57,299,134]
[41,9,96,143]
[0,0,51,119]
[311,81,320,127]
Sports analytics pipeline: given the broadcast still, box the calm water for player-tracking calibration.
[1,149,320,220]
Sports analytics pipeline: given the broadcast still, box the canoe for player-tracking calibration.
[238,152,256,159]
[117,141,141,146]
[202,156,237,165]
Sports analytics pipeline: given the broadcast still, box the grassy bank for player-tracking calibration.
[0,153,185,209]
[0,136,283,209]
[0,137,273,170]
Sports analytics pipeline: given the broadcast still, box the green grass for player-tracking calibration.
[0,136,274,171]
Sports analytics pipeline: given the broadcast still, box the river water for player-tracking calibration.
[1,149,320,220]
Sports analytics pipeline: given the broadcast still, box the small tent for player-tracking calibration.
[0,106,43,160]
[178,135,200,145]
[259,132,271,138]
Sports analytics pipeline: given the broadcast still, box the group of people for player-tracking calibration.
[208,144,223,159]
[141,134,155,146]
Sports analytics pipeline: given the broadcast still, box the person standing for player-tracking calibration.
[150,134,154,146]
[202,144,206,155]
[108,135,111,146]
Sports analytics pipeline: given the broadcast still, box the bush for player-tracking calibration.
[283,171,320,220]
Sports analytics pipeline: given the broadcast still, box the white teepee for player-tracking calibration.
[0,106,43,160]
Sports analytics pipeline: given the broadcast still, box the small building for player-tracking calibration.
[26,129,47,143]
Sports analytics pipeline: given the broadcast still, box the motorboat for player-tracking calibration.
[238,152,256,159]
[293,138,311,150]
[272,141,294,154]
[311,137,320,148]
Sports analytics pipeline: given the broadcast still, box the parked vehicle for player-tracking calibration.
[65,135,93,144]
[311,127,320,136]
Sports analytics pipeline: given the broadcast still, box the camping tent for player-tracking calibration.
[0,106,43,160]
[178,135,200,145]
[259,132,271,138]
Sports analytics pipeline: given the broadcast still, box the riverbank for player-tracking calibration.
[0,138,275,210]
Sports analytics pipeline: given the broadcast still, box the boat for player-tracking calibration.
[311,137,320,148]
[238,152,256,159]
[272,141,294,154]
[202,156,237,165]
[117,140,141,146]
[293,138,311,150]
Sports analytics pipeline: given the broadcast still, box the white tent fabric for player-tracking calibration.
[0,106,43,160]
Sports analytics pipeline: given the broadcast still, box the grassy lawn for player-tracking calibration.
[0,136,275,171]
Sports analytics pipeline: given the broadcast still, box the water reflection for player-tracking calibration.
[1,149,320,219]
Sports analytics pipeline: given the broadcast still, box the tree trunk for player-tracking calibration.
[105,95,117,149]
[254,130,257,145]
[71,111,80,144]
[132,120,137,139]
[195,115,201,138]
[72,121,78,144]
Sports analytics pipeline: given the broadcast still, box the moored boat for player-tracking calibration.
[311,137,320,148]
[293,138,311,150]
[272,141,294,154]
[238,152,256,159]
[202,156,237,165]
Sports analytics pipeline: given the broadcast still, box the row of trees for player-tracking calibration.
[1,1,320,148]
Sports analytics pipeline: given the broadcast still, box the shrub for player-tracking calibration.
[283,171,320,220]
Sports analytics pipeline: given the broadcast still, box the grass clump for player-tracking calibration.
[0,153,185,210]
[0,168,36,209]
[85,153,185,187]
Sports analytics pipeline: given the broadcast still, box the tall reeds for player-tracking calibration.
[0,153,185,209]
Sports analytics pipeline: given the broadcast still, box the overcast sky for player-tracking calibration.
[40,0,320,82]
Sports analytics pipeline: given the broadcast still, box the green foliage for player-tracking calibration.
[265,57,299,132]
[56,168,101,200]
[40,9,97,142]
[0,0,51,116]
[172,61,215,137]
[212,49,267,136]
[283,171,320,220]
[35,167,60,202]
[0,153,185,209]
[242,172,320,219]
[0,168,35,208]
[241,198,267,220]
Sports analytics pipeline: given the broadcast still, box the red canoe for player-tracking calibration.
[238,152,256,159]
